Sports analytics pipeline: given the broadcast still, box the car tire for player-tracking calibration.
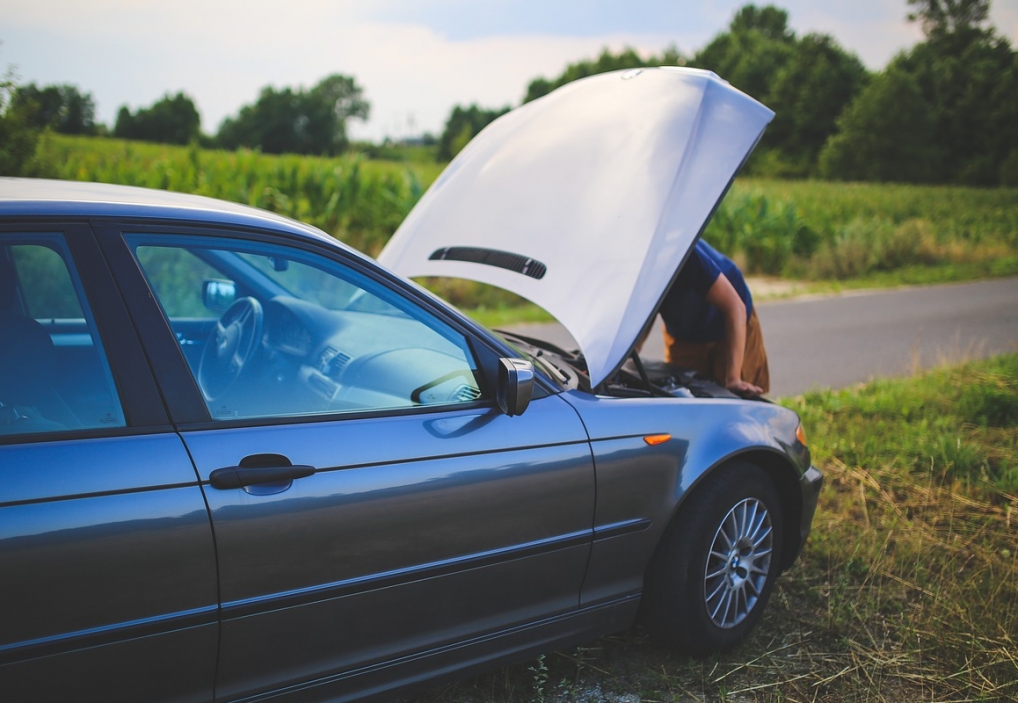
[641,461,784,654]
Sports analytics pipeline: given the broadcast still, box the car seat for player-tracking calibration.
[0,253,78,432]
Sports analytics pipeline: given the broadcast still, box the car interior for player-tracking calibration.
[130,240,486,422]
[0,243,123,435]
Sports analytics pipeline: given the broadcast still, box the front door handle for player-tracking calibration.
[209,454,316,489]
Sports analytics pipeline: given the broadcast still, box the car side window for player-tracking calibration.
[127,235,484,421]
[0,236,126,436]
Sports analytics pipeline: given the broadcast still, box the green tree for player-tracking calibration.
[521,46,677,104]
[729,3,796,39]
[0,68,39,175]
[13,83,97,134]
[818,67,940,182]
[438,45,681,162]
[115,92,201,145]
[907,0,990,37]
[687,5,869,176]
[764,34,869,175]
[310,74,369,152]
[816,0,1016,185]
[436,104,510,161]
[691,5,795,102]
[217,74,368,156]
[895,0,1017,184]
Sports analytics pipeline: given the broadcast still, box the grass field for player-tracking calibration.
[707,179,1018,281]
[22,134,1018,321]
[405,354,1018,702]
[28,133,441,256]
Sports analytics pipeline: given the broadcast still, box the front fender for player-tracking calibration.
[559,391,812,604]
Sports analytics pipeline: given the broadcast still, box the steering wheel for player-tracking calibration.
[198,297,264,402]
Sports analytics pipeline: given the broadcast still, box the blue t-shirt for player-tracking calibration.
[659,240,753,343]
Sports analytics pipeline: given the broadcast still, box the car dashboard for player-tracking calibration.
[206,295,484,419]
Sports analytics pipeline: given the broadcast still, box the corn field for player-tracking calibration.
[26,135,1018,282]
[30,134,444,256]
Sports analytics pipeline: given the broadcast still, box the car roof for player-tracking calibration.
[0,178,337,247]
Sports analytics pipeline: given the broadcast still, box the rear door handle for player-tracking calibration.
[209,454,316,489]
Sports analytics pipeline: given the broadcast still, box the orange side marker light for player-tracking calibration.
[643,434,671,446]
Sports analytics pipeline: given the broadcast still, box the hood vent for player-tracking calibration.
[429,247,547,280]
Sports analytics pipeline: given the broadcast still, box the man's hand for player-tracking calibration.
[726,377,763,396]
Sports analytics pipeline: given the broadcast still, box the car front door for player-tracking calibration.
[99,226,595,701]
[0,226,218,703]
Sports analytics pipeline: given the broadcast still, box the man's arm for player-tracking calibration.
[705,273,762,395]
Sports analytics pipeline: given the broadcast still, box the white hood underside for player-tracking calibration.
[378,67,773,387]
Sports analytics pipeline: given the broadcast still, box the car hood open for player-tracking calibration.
[378,67,773,387]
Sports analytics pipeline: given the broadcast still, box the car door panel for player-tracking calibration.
[0,435,219,703]
[1,432,212,502]
[182,396,593,698]
[216,547,591,699]
[4,626,216,703]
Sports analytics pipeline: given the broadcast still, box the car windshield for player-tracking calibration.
[236,252,405,316]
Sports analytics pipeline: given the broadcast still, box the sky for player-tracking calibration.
[4,0,1017,143]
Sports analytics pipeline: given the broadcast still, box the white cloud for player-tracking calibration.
[4,1,675,139]
[4,0,1017,142]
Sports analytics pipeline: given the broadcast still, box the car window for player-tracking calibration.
[127,235,484,421]
[0,236,126,436]
[136,246,222,317]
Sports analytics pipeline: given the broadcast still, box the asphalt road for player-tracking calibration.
[507,278,1018,397]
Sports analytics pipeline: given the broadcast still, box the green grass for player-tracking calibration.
[462,302,554,329]
[706,179,1018,282]
[26,133,441,256]
[745,178,1018,245]
[18,135,1018,322]
[407,355,1018,702]
[794,354,1018,495]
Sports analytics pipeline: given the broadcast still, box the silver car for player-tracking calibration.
[0,68,821,703]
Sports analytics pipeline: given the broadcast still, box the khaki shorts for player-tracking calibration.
[663,309,770,394]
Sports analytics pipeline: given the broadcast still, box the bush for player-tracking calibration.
[807,217,950,279]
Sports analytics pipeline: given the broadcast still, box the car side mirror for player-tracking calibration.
[203,279,237,313]
[496,358,534,417]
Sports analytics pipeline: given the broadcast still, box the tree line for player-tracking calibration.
[438,0,1018,186]
[3,0,1016,186]
[1,71,369,168]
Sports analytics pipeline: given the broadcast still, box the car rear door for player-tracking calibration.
[0,224,218,703]
[96,225,596,701]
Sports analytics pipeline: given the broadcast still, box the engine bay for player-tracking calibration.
[495,331,743,400]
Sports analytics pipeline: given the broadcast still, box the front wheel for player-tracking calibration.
[641,462,784,654]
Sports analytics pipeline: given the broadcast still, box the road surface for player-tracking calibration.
[506,278,1018,397]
